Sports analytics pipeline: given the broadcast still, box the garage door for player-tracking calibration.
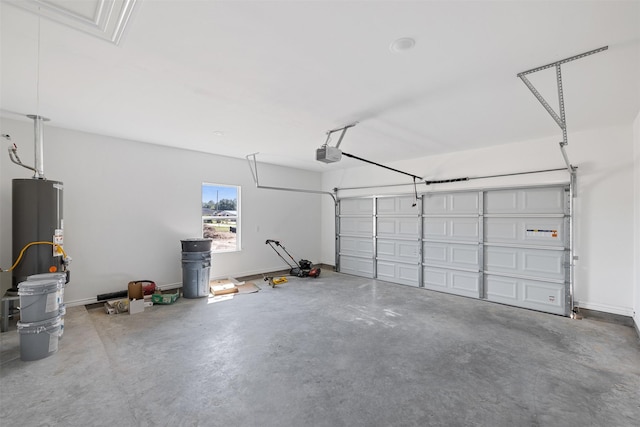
[338,198,374,278]
[483,187,570,315]
[423,191,482,298]
[376,196,420,286]
[337,185,571,316]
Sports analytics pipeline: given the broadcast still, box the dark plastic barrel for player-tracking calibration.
[181,239,212,298]
[181,238,212,252]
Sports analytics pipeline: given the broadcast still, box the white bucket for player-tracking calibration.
[17,316,61,361]
[18,279,61,322]
[28,273,67,304]
[58,303,66,339]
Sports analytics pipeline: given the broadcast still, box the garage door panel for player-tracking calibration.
[523,188,565,213]
[424,192,479,214]
[523,250,565,279]
[377,239,419,263]
[377,217,418,238]
[424,218,479,242]
[423,194,447,214]
[423,267,480,298]
[484,218,565,247]
[340,256,374,278]
[485,275,518,299]
[452,273,480,293]
[423,242,480,270]
[340,217,373,236]
[486,274,566,315]
[485,187,565,214]
[340,199,373,215]
[424,219,447,239]
[377,261,419,287]
[340,236,373,258]
[377,196,416,215]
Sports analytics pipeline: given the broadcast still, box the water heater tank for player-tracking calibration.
[12,179,64,289]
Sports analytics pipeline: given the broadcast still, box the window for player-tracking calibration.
[202,183,240,252]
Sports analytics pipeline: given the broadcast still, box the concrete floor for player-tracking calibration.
[1,271,639,426]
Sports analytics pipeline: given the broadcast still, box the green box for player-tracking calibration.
[151,292,180,305]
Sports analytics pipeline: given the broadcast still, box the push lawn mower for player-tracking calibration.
[265,239,321,278]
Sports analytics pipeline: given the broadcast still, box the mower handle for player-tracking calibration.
[265,239,280,245]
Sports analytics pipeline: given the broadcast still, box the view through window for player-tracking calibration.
[202,183,240,252]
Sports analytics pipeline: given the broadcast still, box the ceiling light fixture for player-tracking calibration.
[390,37,415,53]
[213,131,224,136]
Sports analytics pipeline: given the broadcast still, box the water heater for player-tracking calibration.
[11,178,64,288]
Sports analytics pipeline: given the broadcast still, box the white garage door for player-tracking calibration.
[338,198,374,278]
[423,191,482,298]
[376,196,420,286]
[483,187,569,315]
[337,185,572,316]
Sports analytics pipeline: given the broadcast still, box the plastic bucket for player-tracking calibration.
[27,272,67,283]
[58,303,66,339]
[17,316,61,361]
[181,258,211,298]
[28,273,67,304]
[18,279,61,322]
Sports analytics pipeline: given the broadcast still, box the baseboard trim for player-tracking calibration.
[574,307,635,327]
[66,297,97,307]
[574,301,634,317]
[157,282,181,291]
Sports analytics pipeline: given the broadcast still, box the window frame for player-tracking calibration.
[201,182,241,253]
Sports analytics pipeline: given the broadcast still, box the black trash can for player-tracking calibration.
[180,239,212,298]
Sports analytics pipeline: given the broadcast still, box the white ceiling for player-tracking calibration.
[1,0,639,172]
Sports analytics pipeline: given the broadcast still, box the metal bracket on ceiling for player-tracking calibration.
[517,46,608,174]
[324,123,358,148]
[246,153,338,204]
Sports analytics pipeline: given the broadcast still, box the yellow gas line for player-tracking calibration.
[0,241,68,272]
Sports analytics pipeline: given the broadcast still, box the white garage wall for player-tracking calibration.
[0,117,321,305]
[321,124,636,317]
[634,111,640,330]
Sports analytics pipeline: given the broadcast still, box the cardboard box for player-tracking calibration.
[129,299,145,315]
[210,283,238,296]
[128,282,143,300]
